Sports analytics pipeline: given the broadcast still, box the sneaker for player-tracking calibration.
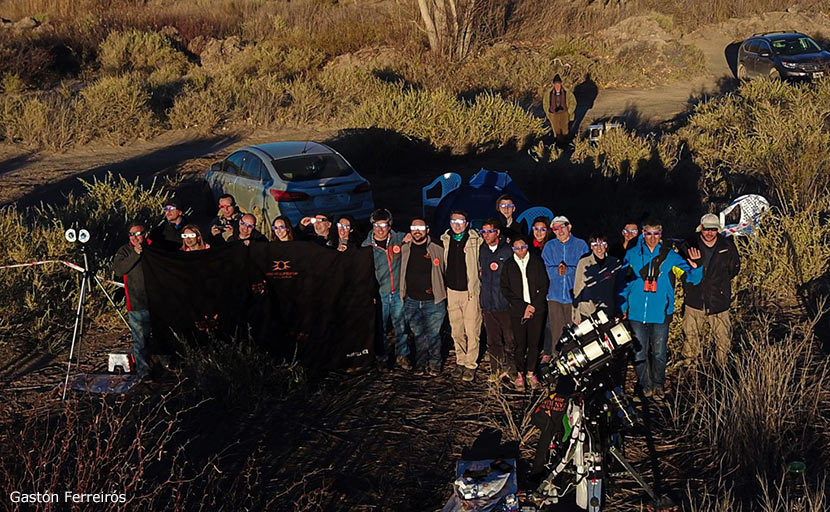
[452,365,465,378]
[515,373,526,392]
[462,367,476,382]
[413,366,426,376]
[643,388,654,398]
[396,355,412,371]
[527,373,541,391]
[653,387,665,401]
[427,363,441,377]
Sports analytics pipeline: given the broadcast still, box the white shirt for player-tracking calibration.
[514,253,531,304]
[488,243,499,253]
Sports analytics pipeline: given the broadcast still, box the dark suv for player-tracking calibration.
[737,31,830,81]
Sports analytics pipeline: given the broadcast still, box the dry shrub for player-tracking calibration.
[571,128,654,176]
[681,79,830,206]
[98,29,189,75]
[224,40,325,79]
[345,85,544,151]
[0,175,169,351]
[76,74,158,144]
[0,93,76,150]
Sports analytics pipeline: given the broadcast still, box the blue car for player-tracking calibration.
[205,141,375,229]
[737,31,830,81]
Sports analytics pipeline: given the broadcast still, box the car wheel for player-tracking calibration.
[769,68,781,80]
[737,64,748,80]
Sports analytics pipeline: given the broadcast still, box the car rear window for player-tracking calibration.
[271,154,352,182]
[771,37,822,56]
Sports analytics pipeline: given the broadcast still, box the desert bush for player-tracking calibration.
[76,74,158,144]
[224,40,325,79]
[0,93,77,150]
[0,175,169,351]
[99,29,189,75]
[680,79,830,205]
[345,85,544,151]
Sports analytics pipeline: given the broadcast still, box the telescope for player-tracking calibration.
[552,311,632,378]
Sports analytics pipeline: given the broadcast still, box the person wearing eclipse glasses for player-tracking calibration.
[619,218,703,401]
[572,233,622,324]
[180,225,210,252]
[228,213,267,246]
[150,200,190,252]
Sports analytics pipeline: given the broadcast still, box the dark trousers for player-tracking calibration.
[127,309,151,376]
[482,310,515,374]
[547,301,573,357]
[512,310,545,374]
[403,297,446,367]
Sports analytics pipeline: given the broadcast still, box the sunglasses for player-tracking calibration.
[552,223,570,230]
[498,203,515,208]
[532,226,548,232]
[373,222,389,228]
[410,225,428,231]
[702,227,719,232]
[449,219,467,225]
[310,218,330,224]
[239,221,255,229]
[479,228,498,234]
[128,231,144,237]
[512,245,529,251]
[218,203,233,209]
[163,205,178,211]
[590,241,608,247]
[181,233,198,239]
[272,225,287,231]
[643,230,662,236]
[622,229,639,235]
[337,223,352,230]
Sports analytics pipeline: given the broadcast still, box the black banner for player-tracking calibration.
[141,242,375,373]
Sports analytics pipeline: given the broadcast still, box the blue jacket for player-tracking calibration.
[479,240,513,311]
[620,237,703,324]
[541,236,589,303]
[362,230,406,296]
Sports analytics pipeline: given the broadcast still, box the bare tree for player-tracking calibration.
[416,0,508,59]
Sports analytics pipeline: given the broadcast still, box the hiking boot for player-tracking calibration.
[643,388,654,399]
[527,373,541,391]
[452,365,465,379]
[462,367,476,382]
[515,373,526,392]
[427,362,441,377]
[396,355,412,371]
[413,366,426,376]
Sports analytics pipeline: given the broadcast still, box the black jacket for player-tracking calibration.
[496,214,527,244]
[150,217,189,252]
[479,240,513,311]
[208,212,241,245]
[680,234,741,314]
[500,253,549,317]
[112,243,148,311]
[229,229,267,244]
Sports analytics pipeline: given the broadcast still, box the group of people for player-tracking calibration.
[113,192,741,400]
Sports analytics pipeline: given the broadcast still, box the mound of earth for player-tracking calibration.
[690,9,830,42]
[598,14,676,50]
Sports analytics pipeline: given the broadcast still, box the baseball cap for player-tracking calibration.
[552,215,570,225]
[698,213,720,231]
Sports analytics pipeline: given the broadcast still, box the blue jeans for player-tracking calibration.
[376,292,409,359]
[404,297,446,367]
[128,310,152,377]
[629,320,669,392]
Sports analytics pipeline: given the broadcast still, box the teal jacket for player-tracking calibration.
[362,230,406,295]
[620,237,703,324]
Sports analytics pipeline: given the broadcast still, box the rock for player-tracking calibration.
[14,16,38,30]
[187,35,207,56]
[199,36,243,70]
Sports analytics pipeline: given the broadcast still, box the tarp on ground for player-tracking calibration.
[433,169,530,232]
[140,242,375,374]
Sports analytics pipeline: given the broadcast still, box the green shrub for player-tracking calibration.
[77,74,158,144]
[99,29,189,75]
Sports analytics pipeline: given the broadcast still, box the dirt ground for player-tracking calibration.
[0,10,827,510]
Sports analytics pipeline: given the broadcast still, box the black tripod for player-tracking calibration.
[61,234,129,400]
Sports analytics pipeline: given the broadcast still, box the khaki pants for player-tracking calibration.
[448,289,482,369]
[548,111,569,139]
[682,307,732,366]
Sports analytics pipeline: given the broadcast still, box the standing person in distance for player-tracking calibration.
[440,211,483,382]
[679,213,741,367]
[399,218,447,376]
[501,236,549,391]
[478,219,516,382]
[542,74,574,148]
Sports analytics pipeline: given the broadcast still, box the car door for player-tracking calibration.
[756,40,773,77]
[236,150,273,229]
[744,40,760,77]
[209,151,244,201]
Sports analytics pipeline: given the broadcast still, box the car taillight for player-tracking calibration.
[353,181,371,194]
[269,189,310,202]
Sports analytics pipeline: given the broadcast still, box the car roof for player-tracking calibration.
[246,141,334,160]
[754,32,808,40]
